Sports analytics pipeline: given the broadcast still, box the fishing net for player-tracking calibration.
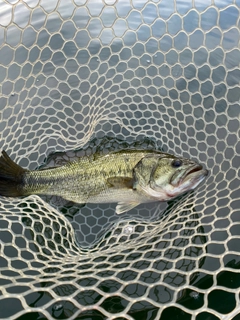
[0,0,239,319]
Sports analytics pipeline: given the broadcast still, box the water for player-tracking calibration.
[0,1,240,319]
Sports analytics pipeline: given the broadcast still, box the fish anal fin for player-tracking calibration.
[116,201,140,214]
[107,177,133,189]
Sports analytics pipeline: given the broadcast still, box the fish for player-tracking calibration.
[0,149,208,214]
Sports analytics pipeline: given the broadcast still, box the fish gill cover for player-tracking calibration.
[0,1,239,319]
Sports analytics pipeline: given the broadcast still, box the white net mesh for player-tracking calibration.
[0,0,240,319]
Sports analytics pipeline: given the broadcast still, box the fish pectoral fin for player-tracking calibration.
[116,201,140,214]
[107,177,133,189]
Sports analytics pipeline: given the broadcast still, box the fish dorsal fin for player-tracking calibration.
[116,201,140,214]
[107,177,133,189]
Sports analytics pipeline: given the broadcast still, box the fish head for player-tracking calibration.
[133,154,208,200]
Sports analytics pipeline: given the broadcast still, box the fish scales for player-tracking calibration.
[23,150,150,203]
[0,149,208,214]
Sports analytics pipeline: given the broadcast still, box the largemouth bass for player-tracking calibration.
[0,149,208,214]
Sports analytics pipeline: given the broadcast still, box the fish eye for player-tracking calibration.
[171,159,182,168]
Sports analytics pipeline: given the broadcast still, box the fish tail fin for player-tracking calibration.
[0,150,27,197]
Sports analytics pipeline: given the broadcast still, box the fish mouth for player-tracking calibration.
[182,164,209,184]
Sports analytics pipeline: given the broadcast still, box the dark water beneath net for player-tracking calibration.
[1,1,240,319]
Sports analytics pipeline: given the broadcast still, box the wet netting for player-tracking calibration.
[0,0,240,319]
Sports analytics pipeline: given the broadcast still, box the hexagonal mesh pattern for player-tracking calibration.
[0,0,240,319]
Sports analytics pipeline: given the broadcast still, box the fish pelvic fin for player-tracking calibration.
[0,150,27,197]
[116,201,140,214]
